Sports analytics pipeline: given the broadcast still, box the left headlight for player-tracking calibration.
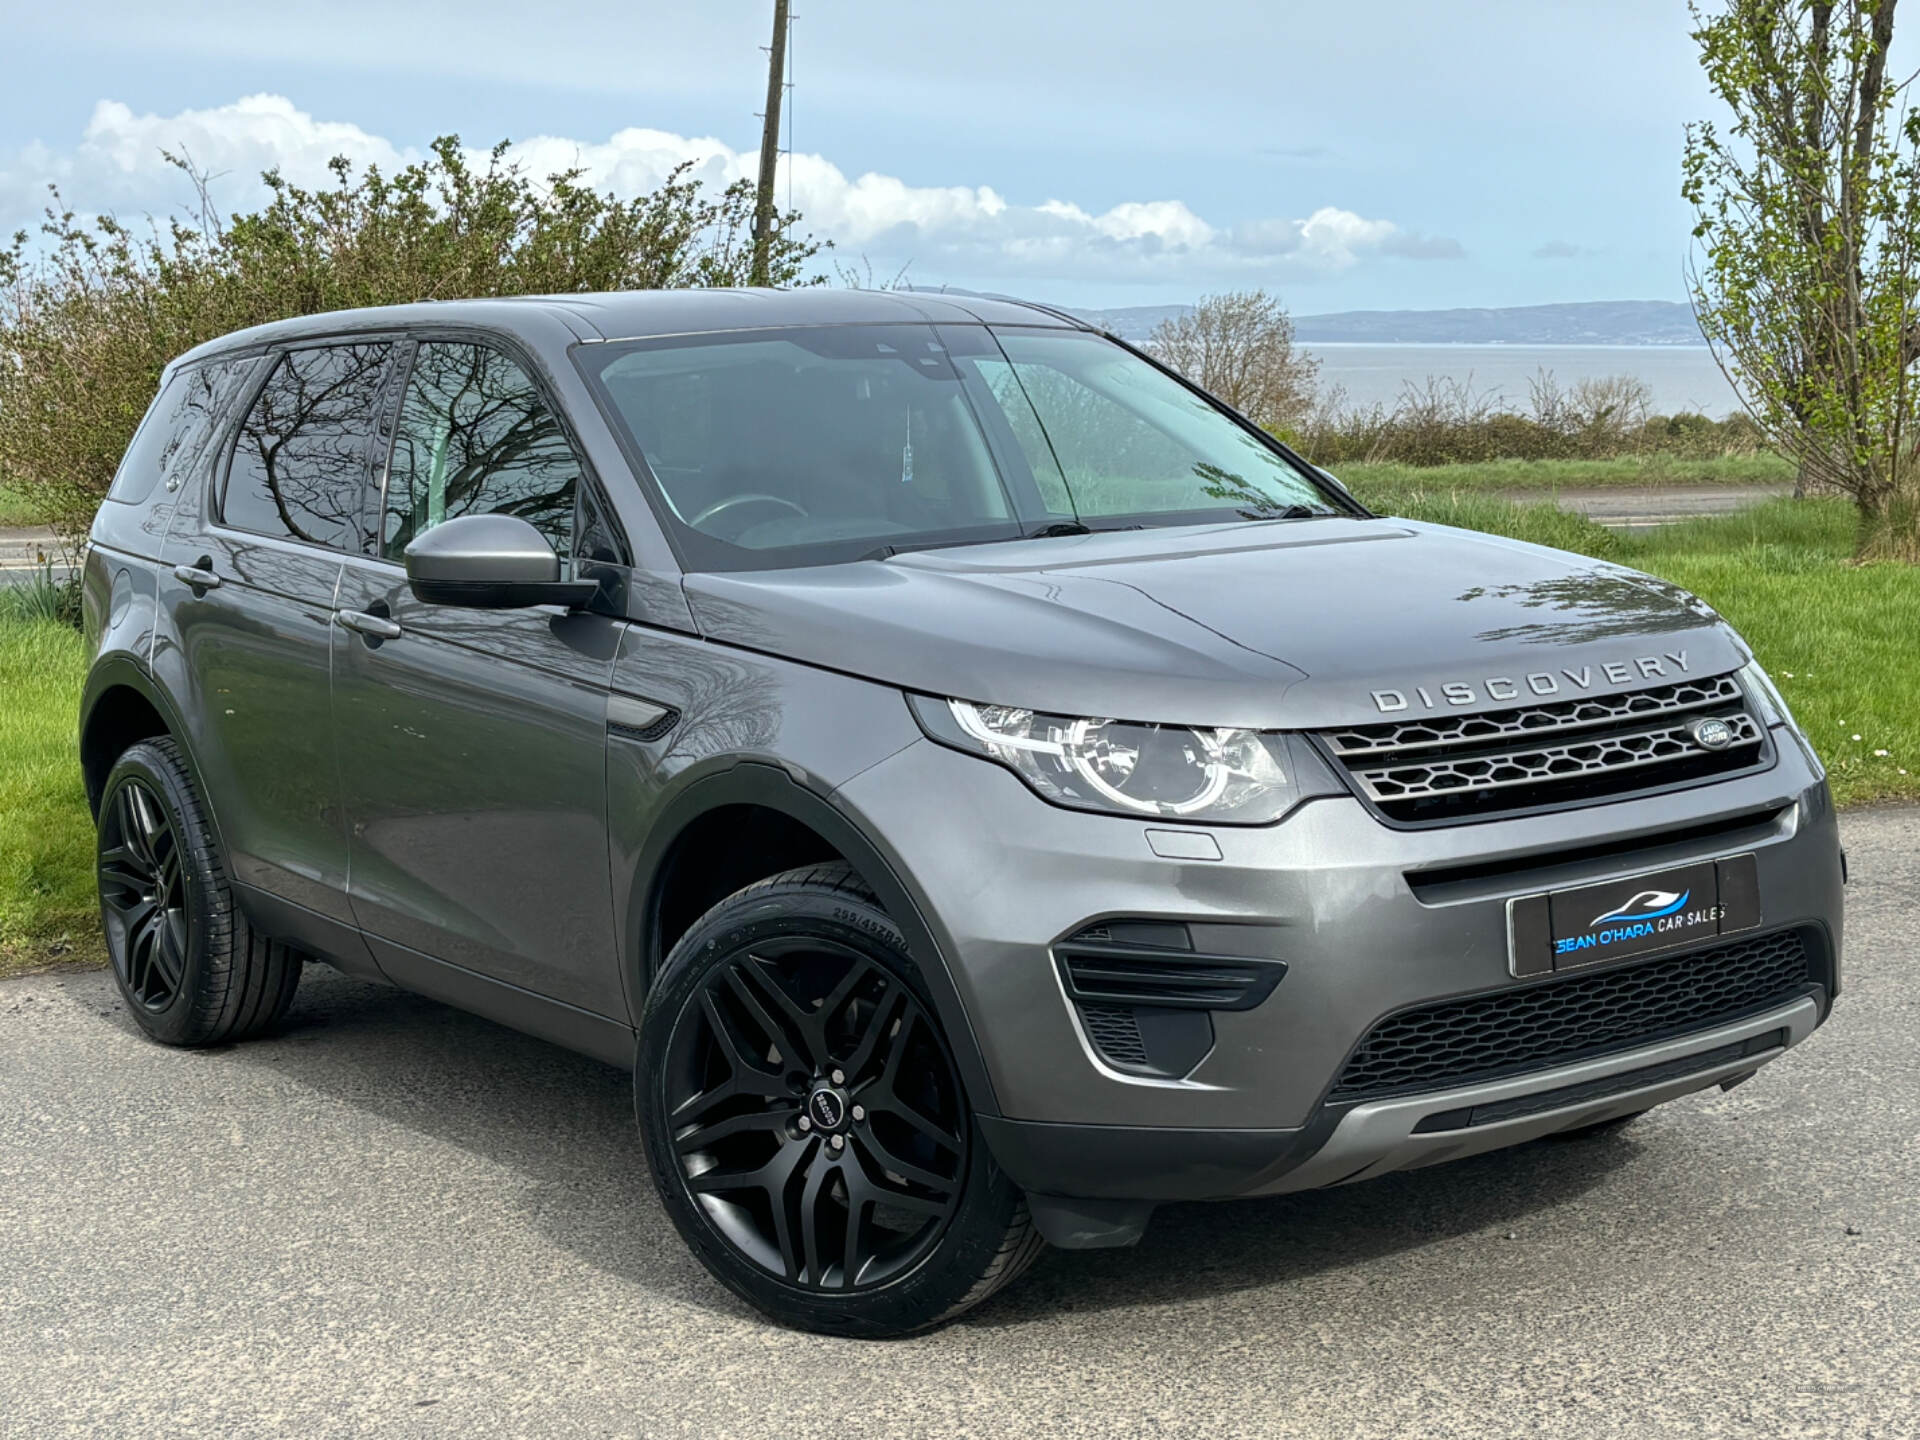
[1737,658,1801,733]
[909,696,1297,823]
[1737,657,1823,778]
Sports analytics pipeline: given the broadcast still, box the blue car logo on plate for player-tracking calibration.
[1589,888,1691,929]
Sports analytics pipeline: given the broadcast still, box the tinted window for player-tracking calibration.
[223,344,393,550]
[977,330,1335,520]
[106,375,184,508]
[107,357,258,508]
[580,324,1339,572]
[382,343,580,559]
[591,326,1017,558]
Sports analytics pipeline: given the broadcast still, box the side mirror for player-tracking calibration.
[403,514,599,610]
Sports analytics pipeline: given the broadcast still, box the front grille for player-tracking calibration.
[1320,673,1769,825]
[1329,929,1814,1103]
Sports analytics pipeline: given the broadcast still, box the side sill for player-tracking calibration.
[231,881,385,983]
[366,936,637,1070]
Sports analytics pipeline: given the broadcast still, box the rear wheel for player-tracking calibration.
[637,864,1041,1337]
[97,738,302,1046]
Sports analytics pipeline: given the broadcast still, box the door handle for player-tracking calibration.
[171,562,221,591]
[337,609,403,641]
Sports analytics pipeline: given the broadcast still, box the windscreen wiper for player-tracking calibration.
[1239,504,1336,521]
[1021,521,1145,538]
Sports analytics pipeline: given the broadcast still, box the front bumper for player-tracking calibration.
[978,992,1821,1202]
[831,723,1843,1201]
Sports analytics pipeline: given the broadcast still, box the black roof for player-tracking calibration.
[170,287,1085,370]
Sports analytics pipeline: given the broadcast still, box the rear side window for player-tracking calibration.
[223,343,395,550]
[381,342,581,559]
[106,357,257,508]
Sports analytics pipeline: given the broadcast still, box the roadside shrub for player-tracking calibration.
[1296,368,1769,469]
[0,139,822,549]
[0,560,83,629]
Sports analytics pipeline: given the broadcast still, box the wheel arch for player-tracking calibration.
[627,761,1002,1119]
[79,657,199,820]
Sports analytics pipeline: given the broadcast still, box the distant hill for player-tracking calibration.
[1290,301,1702,346]
[1073,299,1702,347]
[901,288,1704,347]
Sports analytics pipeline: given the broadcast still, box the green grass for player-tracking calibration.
[0,484,42,527]
[1338,454,1794,494]
[0,620,99,976]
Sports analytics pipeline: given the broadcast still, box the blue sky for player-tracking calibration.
[1,0,1725,311]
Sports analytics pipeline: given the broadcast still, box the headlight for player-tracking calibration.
[1737,658,1801,732]
[909,696,1297,823]
[1738,657,1822,778]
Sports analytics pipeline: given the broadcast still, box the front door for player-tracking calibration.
[331,338,625,1018]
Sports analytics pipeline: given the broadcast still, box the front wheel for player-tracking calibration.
[636,864,1042,1337]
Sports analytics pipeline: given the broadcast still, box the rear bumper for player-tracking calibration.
[982,991,1824,1202]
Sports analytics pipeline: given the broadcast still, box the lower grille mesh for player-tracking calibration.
[1330,929,1814,1103]
[1077,1004,1149,1067]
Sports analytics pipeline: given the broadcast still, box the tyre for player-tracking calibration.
[96,738,302,1046]
[636,863,1042,1338]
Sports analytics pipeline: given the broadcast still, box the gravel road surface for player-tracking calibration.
[3,808,1915,1439]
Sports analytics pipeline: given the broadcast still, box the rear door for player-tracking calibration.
[159,339,397,928]
[330,336,627,1018]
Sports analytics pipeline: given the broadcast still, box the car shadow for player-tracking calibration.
[74,964,1637,1328]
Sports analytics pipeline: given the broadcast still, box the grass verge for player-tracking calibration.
[1338,454,1794,494]
[0,619,100,977]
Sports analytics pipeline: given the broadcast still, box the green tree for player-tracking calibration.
[1684,0,1920,561]
[0,137,822,548]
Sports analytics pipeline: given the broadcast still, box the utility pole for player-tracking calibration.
[750,0,790,287]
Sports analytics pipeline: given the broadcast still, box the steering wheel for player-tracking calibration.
[689,492,811,534]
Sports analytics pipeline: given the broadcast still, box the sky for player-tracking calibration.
[0,0,1733,312]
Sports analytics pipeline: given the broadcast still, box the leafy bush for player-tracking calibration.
[0,560,83,629]
[1296,370,1769,469]
[0,139,821,548]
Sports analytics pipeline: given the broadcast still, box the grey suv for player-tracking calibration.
[80,289,1843,1336]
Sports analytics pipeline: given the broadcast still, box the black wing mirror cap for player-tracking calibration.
[403,514,599,610]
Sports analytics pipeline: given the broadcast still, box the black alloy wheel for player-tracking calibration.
[98,777,191,1011]
[664,935,968,1291]
[638,864,1042,1337]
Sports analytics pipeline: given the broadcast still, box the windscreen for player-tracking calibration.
[581,322,1342,570]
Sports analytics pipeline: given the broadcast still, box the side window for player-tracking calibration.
[223,343,394,550]
[382,342,581,560]
[105,374,185,508]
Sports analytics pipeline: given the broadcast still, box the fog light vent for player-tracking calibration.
[1056,922,1288,1012]
[1055,922,1288,1079]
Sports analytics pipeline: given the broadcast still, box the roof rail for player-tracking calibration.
[996,297,1099,331]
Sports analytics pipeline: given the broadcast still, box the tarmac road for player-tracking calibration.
[3,807,1916,1440]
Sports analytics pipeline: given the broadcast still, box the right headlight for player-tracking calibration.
[909,695,1299,824]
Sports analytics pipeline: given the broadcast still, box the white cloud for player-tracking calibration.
[2,95,1458,288]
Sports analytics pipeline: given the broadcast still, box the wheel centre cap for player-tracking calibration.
[806,1085,849,1132]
